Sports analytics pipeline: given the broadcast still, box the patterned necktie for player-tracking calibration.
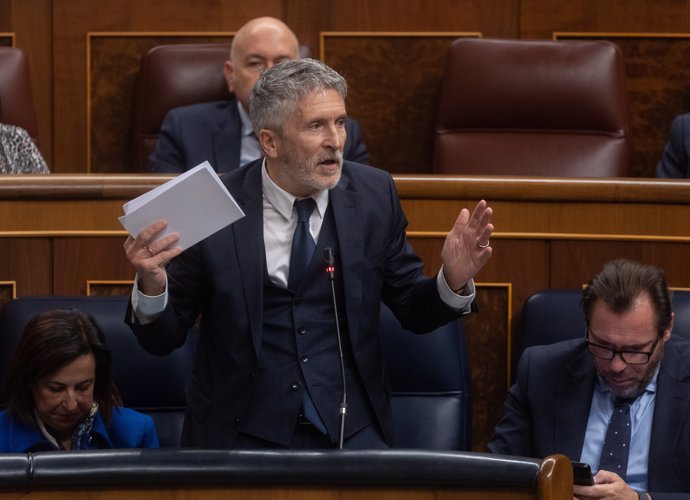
[288,198,316,290]
[598,397,634,479]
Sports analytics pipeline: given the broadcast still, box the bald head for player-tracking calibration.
[224,17,300,111]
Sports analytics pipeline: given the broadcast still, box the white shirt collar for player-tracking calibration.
[260,160,329,220]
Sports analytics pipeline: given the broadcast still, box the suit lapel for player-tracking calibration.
[212,102,242,173]
[329,174,363,345]
[648,340,690,489]
[228,161,265,355]
[555,350,597,459]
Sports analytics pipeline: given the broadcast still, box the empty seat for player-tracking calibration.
[379,303,471,450]
[433,38,630,177]
[0,47,39,141]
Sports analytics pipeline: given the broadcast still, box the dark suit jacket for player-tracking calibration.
[149,99,369,173]
[487,337,690,500]
[129,159,461,448]
[657,113,690,178]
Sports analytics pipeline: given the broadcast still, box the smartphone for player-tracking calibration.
[572,461,594,486]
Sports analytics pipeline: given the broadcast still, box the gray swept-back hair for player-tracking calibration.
[249,58,347,135]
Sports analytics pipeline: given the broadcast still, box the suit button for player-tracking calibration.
[297,326,306,335]
[235,417,240,427]
[291,382,301,391]
[301,355,309,363]
[294,297,302,306]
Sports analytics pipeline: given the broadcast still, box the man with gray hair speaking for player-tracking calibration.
[125,58,494,449]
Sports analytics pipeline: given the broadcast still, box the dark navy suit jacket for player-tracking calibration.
[129,159,461,448]
[488,337,690,500]
[657,113,690,178]
[149,99,369,173]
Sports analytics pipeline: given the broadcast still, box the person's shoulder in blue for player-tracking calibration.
[0,406,158,452]
[0,308,159,453]
[656,112,690,178]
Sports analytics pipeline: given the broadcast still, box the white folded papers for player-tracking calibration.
[118,161,245,251]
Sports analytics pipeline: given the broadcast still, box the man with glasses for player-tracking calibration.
[488,259,690,499]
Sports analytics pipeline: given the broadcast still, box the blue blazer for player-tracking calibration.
[0,406,159,452]
[487,337,690,500]
[657,113,690,178]
[149,99,369,173]
[129,159,462,448]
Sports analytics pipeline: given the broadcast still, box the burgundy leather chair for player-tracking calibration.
[0,47,39,141]
[433,38,630,177]
[132,43,232,171]
[132,42,313,171]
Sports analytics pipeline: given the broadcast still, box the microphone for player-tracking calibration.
[324,247,347,449]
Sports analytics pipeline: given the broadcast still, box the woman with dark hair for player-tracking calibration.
[0,309,158,451]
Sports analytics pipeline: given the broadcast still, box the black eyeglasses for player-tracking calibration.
[585,327,661,365]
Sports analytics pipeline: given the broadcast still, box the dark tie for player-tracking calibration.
[288,198,326,433]
[288,198,316,290]
[598,397,634,479]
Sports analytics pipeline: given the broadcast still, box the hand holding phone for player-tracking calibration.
[572,461,594,486]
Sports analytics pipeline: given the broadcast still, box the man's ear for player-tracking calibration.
[223,60,234,93]
[664,312,675,341]
[259,129,279,158]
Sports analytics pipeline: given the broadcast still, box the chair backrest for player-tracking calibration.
[519,288,690,358]
[379,303,471,450]
[0,47,39,140]
[132,42,314,171]
[433,38,629,177]
[132,43,232,170]
[0,296,195,448]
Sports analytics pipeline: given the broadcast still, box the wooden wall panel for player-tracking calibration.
[52,238,135,295]
[322,33,479,173]
[51,0,284,172]
[519,0,690,39]
[88,33,233,173]
[0,33,14,46]
[0,238,52,301]
[287,0,519,50]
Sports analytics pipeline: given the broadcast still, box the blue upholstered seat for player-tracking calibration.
[0,295,195,448]
[518,288,690,357]
[379,304,471,450]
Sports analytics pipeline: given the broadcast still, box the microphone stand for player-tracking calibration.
[324,248,347,449]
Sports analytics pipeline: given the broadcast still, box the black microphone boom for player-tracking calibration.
[324,247,347,449]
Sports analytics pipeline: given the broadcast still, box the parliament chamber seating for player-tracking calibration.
[433,38,630,176]
[0,449,573,499]
[0,297,470,451]
[0,47,39,141]
[0,296,195,448]
[379,304,471,450]
[132,42,313,171]
[132,43,232,170]
[518,288,690,358]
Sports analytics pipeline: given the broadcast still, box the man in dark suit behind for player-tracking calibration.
[488,259,690,500]
[657,113,690,178]
[149,16,368,174]
[124,58,494,449]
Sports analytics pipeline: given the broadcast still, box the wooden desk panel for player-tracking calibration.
[1,174,688,451]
